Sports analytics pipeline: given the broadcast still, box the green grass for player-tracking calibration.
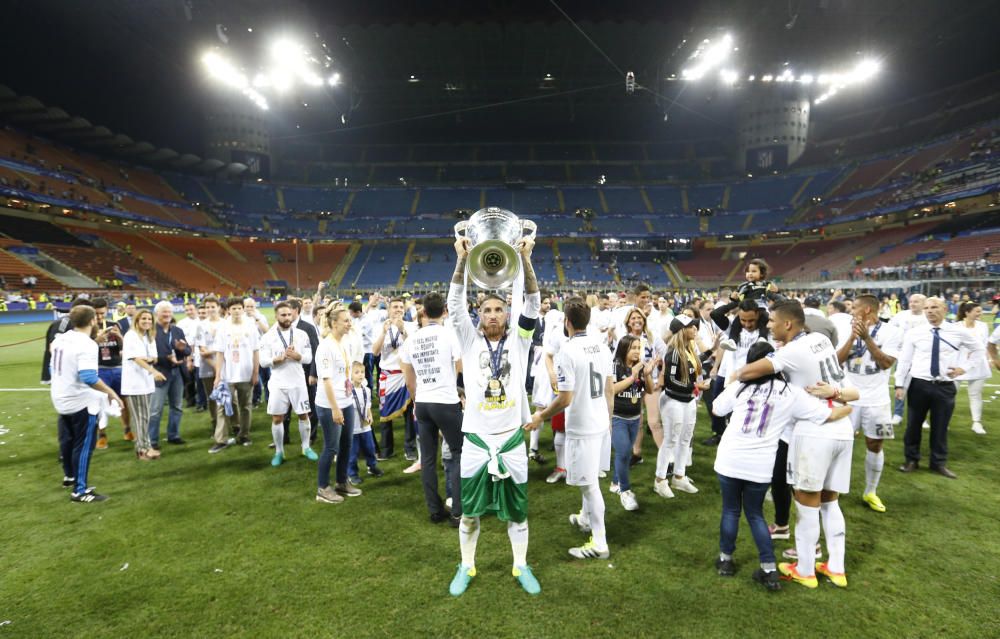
[1,319,999,638]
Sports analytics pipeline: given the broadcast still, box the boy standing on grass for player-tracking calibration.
[50,305,124,502]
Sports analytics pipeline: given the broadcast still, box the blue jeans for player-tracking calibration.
[193,366,207,408]
[317,405,356,489]
[149,367,183,445]
[717,473,775,564]
[611,415,641,491]
[348,430,379,479]
[893,396,905,418]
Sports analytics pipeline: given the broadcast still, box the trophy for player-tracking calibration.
[454,207,537,289]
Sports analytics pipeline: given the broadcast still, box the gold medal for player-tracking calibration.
[631,397,639,404]
[489,379,500,391]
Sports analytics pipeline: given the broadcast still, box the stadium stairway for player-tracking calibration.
[551,241,566,285]
[790,175,814,207]
[22,248,98,289]
[397,241,417,288]
[0,242,66,292]
[332,243,360,289]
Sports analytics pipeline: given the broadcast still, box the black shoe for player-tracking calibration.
[349,475,363,486]
[716,558,736,577]
[367,466,385,478]
[449,515,462,528]
[629,454,643,467]
[404,452,418,462]
[167,438,186,445]
[71,489,108,503]
[208,443,229,454]
[430,511,449,524]
[898,461,918,473]
[930,465,957,479]
[151,444,161,451]
[702,435,721,446]
[62,476,75,488]
[752,568,782,591]
[529,450,546,464]
[376,453,394,461]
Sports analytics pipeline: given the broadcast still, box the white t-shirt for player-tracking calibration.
[376,320,417,370]
[177,316,200,366]
[196,318,224,379]
[713,381,833,483]
[843,322,902,407]
[50,330,99,414]
[314,336,352,409]
[718,328,761,378]
[767,331,852,440]
[448,282,540,436]
[588,307,612,334]
[828,313,854,350]
[213,320,260,384]
[400,322,461,404]
[956,320,990,381]
[556,332,613,438]
[121,330,156,396]
[260,325,312,389]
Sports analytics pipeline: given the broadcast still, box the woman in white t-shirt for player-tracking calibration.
[121,310,166,461]
[314,308,360,504]
[957,302,990,435]
[711,341,852,590]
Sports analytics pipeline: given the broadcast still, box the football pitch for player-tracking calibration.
[0,319,998,638]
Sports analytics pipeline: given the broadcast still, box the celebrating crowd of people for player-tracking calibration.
[44,250,1000,594]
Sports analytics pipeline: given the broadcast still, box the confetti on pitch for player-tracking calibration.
[214,568,224,573]
[120,563,130,572]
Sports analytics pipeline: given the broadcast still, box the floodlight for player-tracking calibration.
[328,72,341,86]
[799,74,814,84]
[719,69,738,84]
[761,74,773,82]
[853,59,880,81]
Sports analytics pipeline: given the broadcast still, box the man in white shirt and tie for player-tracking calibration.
[894,297,984,479]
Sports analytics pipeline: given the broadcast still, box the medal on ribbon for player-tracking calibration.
[484,335,507,404]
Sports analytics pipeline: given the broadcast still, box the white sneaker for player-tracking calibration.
[890,414,902,426]
[620,490,639,511]
[922,421,930,430]
[609,482,621,494]
[569,511,592,533]
[671,476,699,494]
[546,468,567,484]
[653,478,675,499]
[598,470,607,479]
[719,338,738,352]
[403,461,422,474]
[971,422,986,435]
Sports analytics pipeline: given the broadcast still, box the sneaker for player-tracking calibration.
[240,439,252,447]
[671,475,699,494]
[752,568,782,591]
[123,429,135,442]
[890,414,903,426]
[335,482,362,497]
[403,461,422,474]
[404,452,418,462]
[271,453,284,467]
[782,544,822,560]
[653,478,675,499]
[449,564,476,597]
[529,449,546,464]
[146,448,161,459]
[598,470,607,479]
[316,486,343,504]
[350,474,365,485]
[449,515,461,528]
[863,492,886,513]
[971,422,986,435]
[768,524,790,540]
[71,489,108,503]
[513,565,541,595]
[96,432,109,450]
[62,476,75,488]
[716,558,736,576]
[208,442,229,454]
[620,490,639,511]
[376,452,393,461]
[719,338,738,352]
[226,437,237,446]
[778,562,818,589]
[167,438,186,445]
[430,511,450,524]
[609,482,621,494]
[629,454,643,467]
[302,447,319,461]
[569,538,610,560]
[546,468,567,484]
[816,561,848,588]
[367,466,384,478]
[268,442,276,449]
[701,434,721,446]
[568,511,592,534]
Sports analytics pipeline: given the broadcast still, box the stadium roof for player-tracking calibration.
[2,0,998,150]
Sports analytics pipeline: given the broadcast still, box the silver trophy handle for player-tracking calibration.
[521,219,537,240]
[454,220,468,240]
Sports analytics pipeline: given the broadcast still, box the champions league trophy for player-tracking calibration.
[454,207,537,289]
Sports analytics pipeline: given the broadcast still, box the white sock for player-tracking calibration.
[582,483,607,550]
[820,500,847,574]
[459,516,481,569]
[298,419,311,451]
[554,430,566,469]
[529,427,540,452]
[865,449,883,495]
[271,423,284,455]
[793,502,820,577]
[507,519,529,568]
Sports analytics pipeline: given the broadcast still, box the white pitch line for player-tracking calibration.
[0,388,50,392]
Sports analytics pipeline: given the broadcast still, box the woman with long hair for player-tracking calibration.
[957,301,990,435]
[711,341,852,590]
[654,316,710,497]
[314,307,360,503]
[620,307,666,466]
[120,309,165,460]
[609,335,656,510]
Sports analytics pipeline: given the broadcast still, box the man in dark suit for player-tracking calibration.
[280,298,320,445]
[116,300,137,334]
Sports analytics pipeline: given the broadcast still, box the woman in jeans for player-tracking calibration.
[711,342,852,590]
[314,308,360,504]
[121,309,165,461]
[609,335,655,511]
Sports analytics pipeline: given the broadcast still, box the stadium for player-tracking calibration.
[1,1,998,637]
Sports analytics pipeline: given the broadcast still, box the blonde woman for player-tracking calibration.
[654,316,710,497]
[620,307,666,466]
[121,310,165,460]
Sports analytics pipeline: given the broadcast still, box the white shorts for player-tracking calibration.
[565,434,604,486]
[267,384,311,417]
[850,404,894,439]
[788,434,853,494]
